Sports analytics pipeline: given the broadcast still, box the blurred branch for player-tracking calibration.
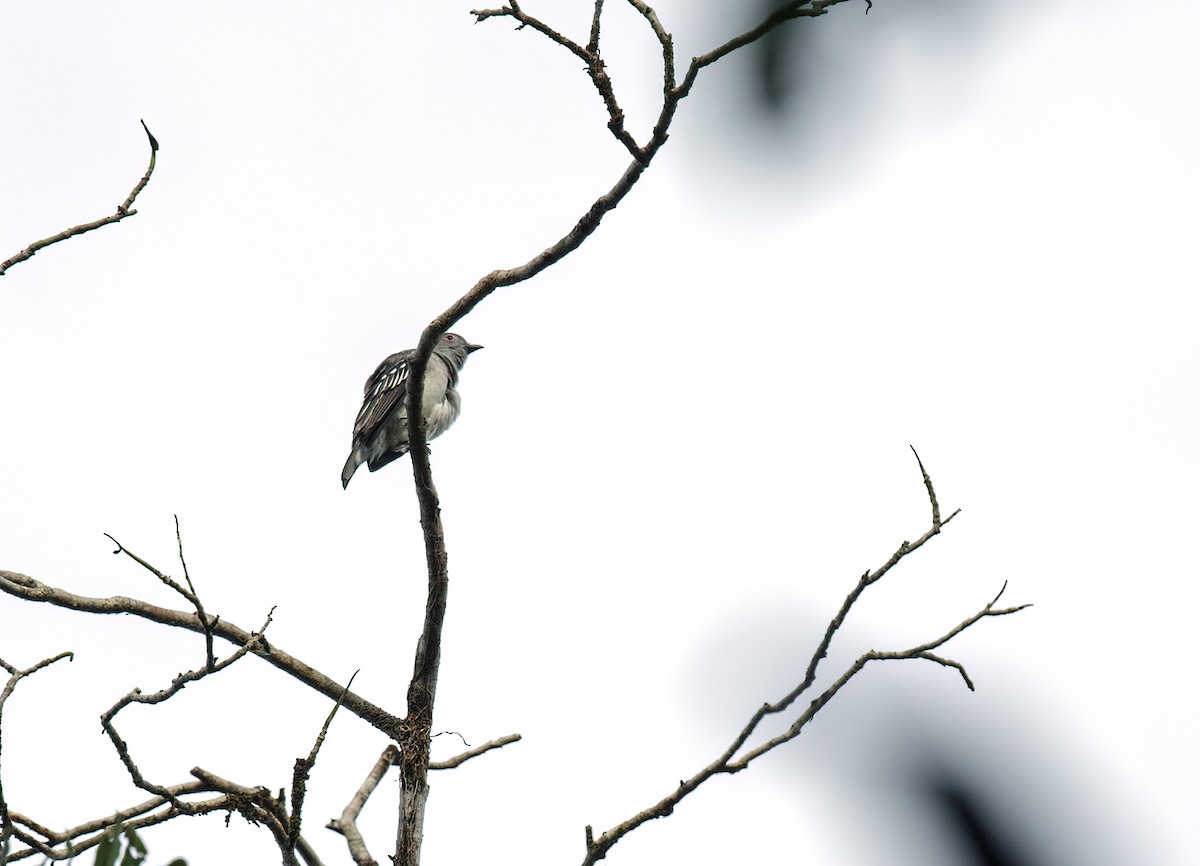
[0,570,406,739]
[0,120,158,277]
[396,2,890,864]
[579,454,1029,864]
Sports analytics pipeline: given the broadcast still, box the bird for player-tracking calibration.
[341,333,482,488]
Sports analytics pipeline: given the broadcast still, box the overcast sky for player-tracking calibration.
[2,1,1196,864]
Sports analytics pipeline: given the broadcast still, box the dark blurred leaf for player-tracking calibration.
[118,826,148,865]
[94,827,121,866]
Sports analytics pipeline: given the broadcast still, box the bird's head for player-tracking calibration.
[437,332,483,368]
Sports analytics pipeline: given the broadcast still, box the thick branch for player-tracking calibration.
[1,121,158,277]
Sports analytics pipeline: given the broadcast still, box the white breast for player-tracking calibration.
[425,390,462,441]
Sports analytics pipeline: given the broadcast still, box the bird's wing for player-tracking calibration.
[353,351,410,440]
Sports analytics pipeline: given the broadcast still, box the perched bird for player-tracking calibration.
[341,333,482,488]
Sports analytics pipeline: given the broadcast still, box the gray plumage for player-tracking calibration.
[341,333,482,489]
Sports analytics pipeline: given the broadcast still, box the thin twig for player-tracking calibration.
[429,733,522,770]
[4,782,241,863]
[910,445,942,528]
[472,4,589,62]
[103,531,196,605]
[99,619,271,815]
[0,652,74,837]
[676,1,861,100]
[1,121,159,277]
[471,4,643,157]
[289,672,358,855]
[173,516,218,670]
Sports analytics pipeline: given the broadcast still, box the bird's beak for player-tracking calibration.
[468,344,484,353]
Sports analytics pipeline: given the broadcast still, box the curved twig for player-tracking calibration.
[1,121,159,277]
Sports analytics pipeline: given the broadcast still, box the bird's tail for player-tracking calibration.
[341,448,364,489]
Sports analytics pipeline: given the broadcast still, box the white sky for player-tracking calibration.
[1,1,1196,864]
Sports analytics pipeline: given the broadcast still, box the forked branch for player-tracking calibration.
[579,453,1029,864]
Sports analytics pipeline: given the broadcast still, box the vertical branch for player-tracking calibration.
[392,2,878,862]
[393,325,450,866]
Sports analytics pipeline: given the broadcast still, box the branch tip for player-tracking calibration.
[139,119,159,152]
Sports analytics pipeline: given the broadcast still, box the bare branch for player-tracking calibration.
[0,570,406,739]
[0,652,74,837]
[289,673,358,857]
[328,745,399,866]
[1,121,159,277]
[625,0,675,91]
[105,520,219,672]
[677,1,862,99]
[429,733,522,770]
[731,586,1030,768]
[4,781,243,863]
[472,4,589,62]
[175,515,217,671]
[578,458,1030,864]
[325,731,520,866]
[99,620,270,817]
[910,445,942,526]
[588,0,604,53]
[103,531,196,603]
[189,767,326,866]
[472,4,643,158]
